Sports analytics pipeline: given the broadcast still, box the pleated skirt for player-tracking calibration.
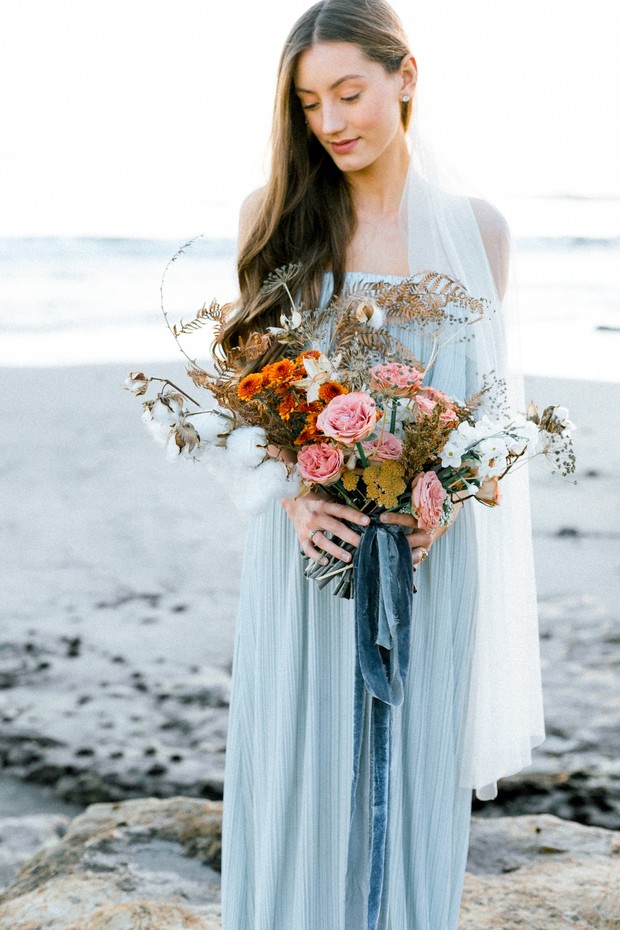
[221,494,477,930]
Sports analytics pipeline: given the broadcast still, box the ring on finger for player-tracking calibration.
[416,546,429,563]
[309,528,319,540]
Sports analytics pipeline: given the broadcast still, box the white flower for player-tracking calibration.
[454,420,479,446]
[242,459,302,516]
[507,415,539,454]
[293,352,342,403]
[199,410,232,444]
[439,442,463,468]
[123,371,149,396]
[225,426,267,468]
[472,415,502,440]
[267,308,303,339]
[476,436,508,479]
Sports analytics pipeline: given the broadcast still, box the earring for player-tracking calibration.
[402,95,410,103]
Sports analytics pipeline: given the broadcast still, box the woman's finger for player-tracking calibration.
[306,529,354,564]
[405,530,433,550]
[379,511,416,527]
[318,515,363,550]
[412,546,429,566]
[323,500,371,528]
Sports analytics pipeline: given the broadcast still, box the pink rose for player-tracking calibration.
[412,471,447,532]
[296,443,344,485]
[370,362,423,398]
[439,408,459,426]
[475,475,502,506]
[316,391,378,445]
[413,394,437,417]
[362,431,403,462]
[420,386,452,406]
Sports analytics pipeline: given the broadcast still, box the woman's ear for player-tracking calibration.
[400,53,418,99]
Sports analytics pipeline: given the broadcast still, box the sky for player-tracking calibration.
[1,0,618,238]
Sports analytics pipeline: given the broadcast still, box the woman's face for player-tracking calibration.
[294,41,415,173]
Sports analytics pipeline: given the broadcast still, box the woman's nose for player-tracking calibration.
[320,104,346,135]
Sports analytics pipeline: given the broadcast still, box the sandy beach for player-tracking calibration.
[0,361,618,830]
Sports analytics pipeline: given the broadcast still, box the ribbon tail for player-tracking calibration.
[347,522,414,930]
[368,697,391,930]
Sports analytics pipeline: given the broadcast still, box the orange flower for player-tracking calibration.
[237,373,264,400]
[318,381,348,403]
[278,393,297,421]
[295,349,321,365]
[294,413,320,445]
[297,400,324,415]
[261,358,296,387]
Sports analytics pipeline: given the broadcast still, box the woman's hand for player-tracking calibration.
[379,500,463,565]
[281,491,370,564]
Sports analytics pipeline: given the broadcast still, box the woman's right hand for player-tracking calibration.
[281,491,370,564]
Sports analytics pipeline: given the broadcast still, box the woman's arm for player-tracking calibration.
[469,197,511,302]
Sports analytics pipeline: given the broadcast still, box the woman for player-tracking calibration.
[220,2,545,928]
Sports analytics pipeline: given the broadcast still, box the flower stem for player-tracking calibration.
[356,442,369,468]
[390,399,398,433]
[333,481,359,509]
[152,377,202,407]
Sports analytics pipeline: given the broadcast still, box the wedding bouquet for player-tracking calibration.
[125,252,576,598]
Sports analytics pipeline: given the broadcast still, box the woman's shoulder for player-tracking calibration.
[238,186,268,253]
[468,196,511,301]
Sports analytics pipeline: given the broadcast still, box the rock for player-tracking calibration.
[0,797,222,930]
[467,811,620,874]
[0,813,69,891]
[2,798,619,930]
[462,813,620,929]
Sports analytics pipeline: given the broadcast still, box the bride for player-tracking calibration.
[218,2,544,928]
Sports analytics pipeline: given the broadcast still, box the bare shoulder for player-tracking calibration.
[469,197,511,300]
[238,186,267,254]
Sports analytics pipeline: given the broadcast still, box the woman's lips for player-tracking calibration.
[331,138,359,154]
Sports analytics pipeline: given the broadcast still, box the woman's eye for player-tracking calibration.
[343,93,361,102]
[302,103,319,111]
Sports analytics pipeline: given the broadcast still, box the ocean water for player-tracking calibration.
[1,198,619,381]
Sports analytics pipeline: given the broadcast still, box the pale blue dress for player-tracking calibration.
[221,272,477,930]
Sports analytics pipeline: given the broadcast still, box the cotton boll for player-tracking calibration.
[242,459,301,516]
[226,426,268,467]
[199,410,232,443]
[151,394,184,427]
[124,371,149,395]
[141,407,170,446]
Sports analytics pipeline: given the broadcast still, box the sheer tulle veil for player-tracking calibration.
[397,94,546,800]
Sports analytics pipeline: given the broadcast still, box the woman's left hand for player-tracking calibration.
[378,501,462,566]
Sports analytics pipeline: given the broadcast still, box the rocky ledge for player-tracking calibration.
[0,797,619,929]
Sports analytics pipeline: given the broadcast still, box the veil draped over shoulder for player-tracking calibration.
[398,105,546,801]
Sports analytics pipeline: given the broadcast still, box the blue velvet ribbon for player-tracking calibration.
[347,517,414,930]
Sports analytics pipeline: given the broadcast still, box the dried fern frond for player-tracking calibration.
[334,272,490,331]
[172,299,232,337]
[186,365,212,390]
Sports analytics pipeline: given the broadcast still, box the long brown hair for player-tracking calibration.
[218,0,412,370]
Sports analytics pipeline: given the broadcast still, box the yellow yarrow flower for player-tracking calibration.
[363,461,406,508]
